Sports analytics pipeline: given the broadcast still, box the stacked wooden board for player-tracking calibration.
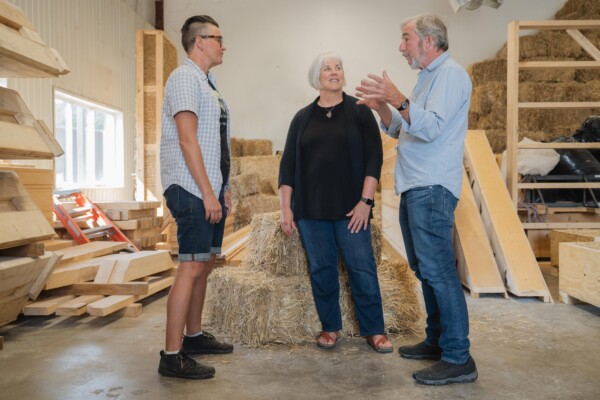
[23,242,176,318]
[0,0,69,77]
[0,165,54,224]
[0,171,61,327]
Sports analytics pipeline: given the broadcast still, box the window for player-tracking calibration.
[54,91,124,189]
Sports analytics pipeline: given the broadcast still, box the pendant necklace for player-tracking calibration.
[325,105,335,119]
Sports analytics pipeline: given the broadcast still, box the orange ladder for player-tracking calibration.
[53,190,139,251]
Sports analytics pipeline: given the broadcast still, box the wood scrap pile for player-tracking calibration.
[467,0,600,153]
[54,201,165,250]
[0,171,60,327]
[206,212,422,346]
[23,243,175,318]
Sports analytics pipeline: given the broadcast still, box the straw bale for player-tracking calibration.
[519,57,577,83]
[259,176,279,195]
[496,31,585,60]
[244,212,308,277]
[470,82,505,114]
[229,173,259,201]
[468,59,506,84]
[231,138,273,157]
[233,194,279,230]
[206,259,422,346]
[575,69,600,83]
[231,155,281,177]
[555,0,600,20]
[520,81,600,103]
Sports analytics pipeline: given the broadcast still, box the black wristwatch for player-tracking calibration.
[360,197,374,206]
[397,98,410,111]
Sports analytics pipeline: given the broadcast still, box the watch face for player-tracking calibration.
[400,100,409,110]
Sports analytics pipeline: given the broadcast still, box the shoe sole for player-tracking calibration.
[413,371,478,386]
[158,368,215,380]
[399,352,441,360]
[182,348,234,355]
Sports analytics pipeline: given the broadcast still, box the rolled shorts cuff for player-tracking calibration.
[178,253,212,262]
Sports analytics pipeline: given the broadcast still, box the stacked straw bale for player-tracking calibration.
[229,143,282,230]
[468,0,600,153]
[230,138,273,157]
[207,212,422,346]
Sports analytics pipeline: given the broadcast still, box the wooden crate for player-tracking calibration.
[135,30,177,201]
[550,229,600,267]
[559,242,600,307]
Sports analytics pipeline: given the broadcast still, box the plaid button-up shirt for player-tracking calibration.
[160,58,230,199]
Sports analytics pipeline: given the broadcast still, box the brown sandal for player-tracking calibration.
[367,334,393,353]
[316,331,340,349]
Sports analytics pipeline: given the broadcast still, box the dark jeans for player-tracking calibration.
[399,185,471,364]
[297,219,385,336]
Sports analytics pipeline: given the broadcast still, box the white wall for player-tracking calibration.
[164,0,566,152]
[7,0,153,201]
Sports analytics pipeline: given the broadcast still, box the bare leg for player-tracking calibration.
[165,260,212,352]
[186,255,215,335]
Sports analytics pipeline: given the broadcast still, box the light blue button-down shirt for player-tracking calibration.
[160,58,230,200]
[381,52,472,199]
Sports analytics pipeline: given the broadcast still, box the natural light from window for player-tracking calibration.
[54,90,124,189]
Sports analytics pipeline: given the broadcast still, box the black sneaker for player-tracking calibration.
[398,340,442,360]
[158,350,215,379]
[182,331,234,355]
[412,356,478,385]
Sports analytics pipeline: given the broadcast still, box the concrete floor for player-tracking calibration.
[1,271,599,400]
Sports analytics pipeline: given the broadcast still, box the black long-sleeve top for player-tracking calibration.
[279,92,383,221]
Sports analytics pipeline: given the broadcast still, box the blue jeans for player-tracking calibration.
[399,185,471,364]
[297,219,385,336]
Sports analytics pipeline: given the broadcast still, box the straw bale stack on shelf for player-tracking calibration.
[467,0,600,153]
[206,212,422,346]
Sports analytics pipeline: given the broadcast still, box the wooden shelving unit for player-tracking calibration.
[506,20,600,215]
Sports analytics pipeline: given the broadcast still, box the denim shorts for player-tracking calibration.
[163,184,227,262]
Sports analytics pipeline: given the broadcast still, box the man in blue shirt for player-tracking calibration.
[356,14,477,385]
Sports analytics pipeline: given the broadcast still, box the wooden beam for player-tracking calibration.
[22,295,75,316]
[0,242,44,257]
[506,20,520,207]
[518,142,600,149]
[566,29,600,61]
[0,1,34,30]
[28,252,62,300]
[94,250,173,283]
[43,261,101,290]
[53,241,129,268]
[464,131,552,302]
[0,120,57,159]
[519,61,600,69]
[52,281,149,296]
[518,101,600,109]
[55,295,104,316]
[517,20,600,30]
[0,295,28,327]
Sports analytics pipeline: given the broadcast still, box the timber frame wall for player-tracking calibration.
[506,20,600,217]
[135,30,177,201]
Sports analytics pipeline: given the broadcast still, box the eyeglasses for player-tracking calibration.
[197,35,224,47]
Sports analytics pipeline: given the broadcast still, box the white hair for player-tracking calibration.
[307,51,346,90]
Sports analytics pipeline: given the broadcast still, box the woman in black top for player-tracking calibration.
[278,52,390,353]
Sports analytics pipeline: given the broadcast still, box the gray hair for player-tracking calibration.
[307,51,346,90]
[402,14,449,52]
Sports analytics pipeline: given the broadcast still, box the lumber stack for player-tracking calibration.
[23,244,176,318]
[0,0,69,77]
[0,165,54,224]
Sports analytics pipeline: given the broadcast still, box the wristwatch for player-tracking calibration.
[360,197,374,206]
[397,98,410,111]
